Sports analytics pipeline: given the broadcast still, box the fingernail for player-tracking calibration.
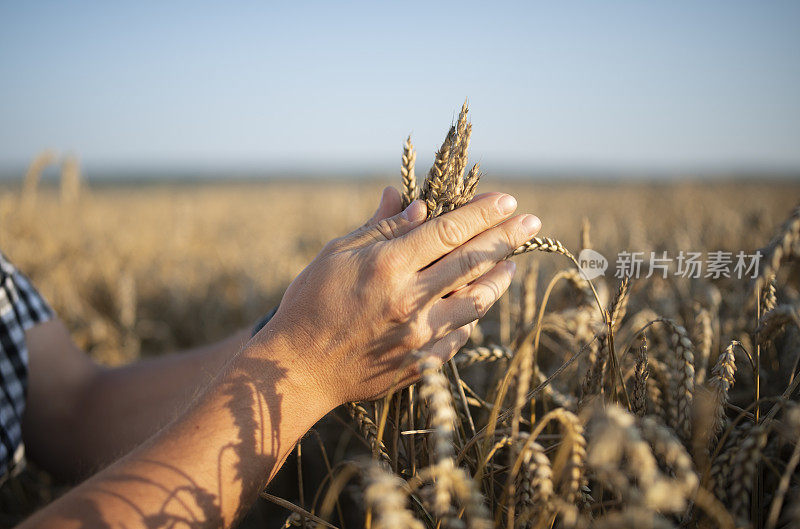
[522,214,541,235]
[506,260,517,276]
[402,199,426,221]
[497,195,517,214]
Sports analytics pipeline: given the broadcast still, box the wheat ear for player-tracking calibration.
[756,304,800,345]
[347,402,392,464]
[400,136,417,209]
[362,460,425,529]
[708,341,738,442]
[511,237,575,260]
[660,320,696,441]
[455,163,481,207]
[727,426,767,522]
[421,126,456,218]
[608,278,630,334]
[451,101,471,190]
[419,357,456,517]
[753,203,800,294]
[631,334,649,417]
[516,440,554,524]
[692,305,713,384]
[454,344,513,368]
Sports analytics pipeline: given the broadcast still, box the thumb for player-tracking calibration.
[364,186,402,228]
[349,197,427,247]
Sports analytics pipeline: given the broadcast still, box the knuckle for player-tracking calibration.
[458,325,473,345]
[436,217,465,248]
[389,295,418,323]
[323,237,344,253]
[374,219,397,241]
[472,287,496,319]
[364,253,385,278]
[399,326,426,351]
[372,245,405,278]
[460,248,485,277]
[504,224,523,251]
[476,203,496,228]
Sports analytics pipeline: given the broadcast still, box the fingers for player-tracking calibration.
[424,321,476,364]
[420,213,540,296]
[389,193,517,271]
[427,260,516,331]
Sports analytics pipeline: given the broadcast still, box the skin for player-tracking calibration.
[18,187,541,529]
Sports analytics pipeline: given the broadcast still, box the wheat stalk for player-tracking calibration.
[21,149,57,207]
[59,153,82,205]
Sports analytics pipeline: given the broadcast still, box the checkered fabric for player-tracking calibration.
[0,252,52,481]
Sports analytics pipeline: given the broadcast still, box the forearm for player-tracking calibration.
[20,331,330,529]
[24,323,252,479]
[79,330,252,462]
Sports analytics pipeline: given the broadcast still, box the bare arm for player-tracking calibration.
[19,188,541,528]
[21,330,328,528]
[22,320,251,480]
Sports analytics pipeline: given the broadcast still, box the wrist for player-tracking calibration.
[236,322,339,423]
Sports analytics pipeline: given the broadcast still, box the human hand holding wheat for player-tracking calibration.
[254,186,541,405]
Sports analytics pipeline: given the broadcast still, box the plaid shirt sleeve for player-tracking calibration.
[0,251,53,482]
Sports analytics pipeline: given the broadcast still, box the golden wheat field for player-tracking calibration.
[1,173,800,528]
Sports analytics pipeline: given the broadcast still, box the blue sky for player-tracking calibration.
[1,1,799,175]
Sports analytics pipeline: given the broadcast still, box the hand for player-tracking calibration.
[254,187,541,406]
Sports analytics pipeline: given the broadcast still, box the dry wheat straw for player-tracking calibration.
[21,149,57,207]
[518,259,538,334]
[579,217,591,252]
[60,154,82,205]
